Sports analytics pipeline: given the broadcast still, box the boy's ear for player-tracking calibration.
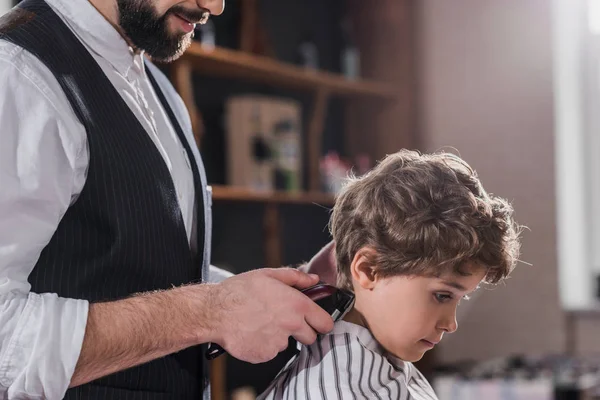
[350,247,379,290]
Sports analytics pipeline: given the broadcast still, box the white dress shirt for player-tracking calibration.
[0,0,223,398]
[258,321,439,400]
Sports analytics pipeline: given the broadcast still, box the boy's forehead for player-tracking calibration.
[435,268,487,291]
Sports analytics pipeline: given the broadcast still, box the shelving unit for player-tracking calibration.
[177,43,397,100]
[210,185,335,280]
[168,1,417,398]
[170,42,397,194]
[211,185,335,206]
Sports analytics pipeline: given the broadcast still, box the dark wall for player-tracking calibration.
[197,1,348,393]
[193,0,348,273]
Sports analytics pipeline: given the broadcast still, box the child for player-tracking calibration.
[258,149,522,400]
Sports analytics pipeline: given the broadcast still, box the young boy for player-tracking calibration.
[257,149,522,400]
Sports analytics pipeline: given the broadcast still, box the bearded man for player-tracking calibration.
[0,1,335,398]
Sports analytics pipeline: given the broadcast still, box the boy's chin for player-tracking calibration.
[387,348,426,363]
[408,352,426,362]
[402,352,425,363]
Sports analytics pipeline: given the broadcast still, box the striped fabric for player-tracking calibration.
[258,321,439,400]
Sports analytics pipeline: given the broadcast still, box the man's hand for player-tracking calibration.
[298,241,337,285]
[209,268,334,364]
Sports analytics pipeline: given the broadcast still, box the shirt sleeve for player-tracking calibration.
[207,265,235,283]
[0,43,90,399]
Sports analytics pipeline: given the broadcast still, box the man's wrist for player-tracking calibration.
[176,283,221,345]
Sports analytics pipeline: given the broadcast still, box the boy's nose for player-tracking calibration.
[438,310,458,333]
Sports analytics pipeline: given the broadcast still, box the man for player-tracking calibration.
[0,0,335,399]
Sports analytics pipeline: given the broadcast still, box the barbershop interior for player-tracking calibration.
[3,0,600,399]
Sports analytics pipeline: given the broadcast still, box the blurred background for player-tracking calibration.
[3,0,600,398]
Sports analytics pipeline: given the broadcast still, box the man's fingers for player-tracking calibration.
[265,267,320,289]
[292,322,318,346]
[266,269,334,333]
[303,299,335,334]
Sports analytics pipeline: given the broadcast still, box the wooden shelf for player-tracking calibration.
[210,185,335,206]
[179,43,397,101]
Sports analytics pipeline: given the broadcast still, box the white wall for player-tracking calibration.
[0,0,12,15]
[552,0,597,311]
[416,0,569,363]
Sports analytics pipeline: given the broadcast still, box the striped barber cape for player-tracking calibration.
[257,320,439,400]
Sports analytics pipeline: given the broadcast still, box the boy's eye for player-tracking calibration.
[434,293,453,303]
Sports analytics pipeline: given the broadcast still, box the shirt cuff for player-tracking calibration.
[0,292,88,399]
[208,264,235,283]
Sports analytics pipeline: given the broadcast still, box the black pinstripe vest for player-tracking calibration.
[0,0,212,398]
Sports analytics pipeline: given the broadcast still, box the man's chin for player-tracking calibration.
[147,37,192,63]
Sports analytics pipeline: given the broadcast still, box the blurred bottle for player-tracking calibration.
[297,34,319,70]
[273,119,301,192]
[250,106,272,191]
[197,19,216,50]
[320,151,350,194]
[340,16,360,80]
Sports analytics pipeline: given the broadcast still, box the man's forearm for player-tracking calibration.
[69,284,215,388]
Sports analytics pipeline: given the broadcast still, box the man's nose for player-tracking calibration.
[196,0,224,15]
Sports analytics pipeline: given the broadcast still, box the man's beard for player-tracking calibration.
[116,0,204,62]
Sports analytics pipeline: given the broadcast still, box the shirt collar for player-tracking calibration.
[333,320,413,379]
[45,0,142,77]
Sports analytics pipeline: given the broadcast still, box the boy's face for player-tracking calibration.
[352,256,485,362]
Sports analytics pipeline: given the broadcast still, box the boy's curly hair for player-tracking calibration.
[330,149,522,290]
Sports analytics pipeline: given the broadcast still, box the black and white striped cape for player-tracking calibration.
[257,321,439,400]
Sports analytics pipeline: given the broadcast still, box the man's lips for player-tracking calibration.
[173,10,210,25]
[175,13,194,23]
[172,14,196,34]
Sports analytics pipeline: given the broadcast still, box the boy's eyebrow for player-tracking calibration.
[441,280,467,291]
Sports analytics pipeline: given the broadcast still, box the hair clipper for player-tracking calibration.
[205,283,355,360]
